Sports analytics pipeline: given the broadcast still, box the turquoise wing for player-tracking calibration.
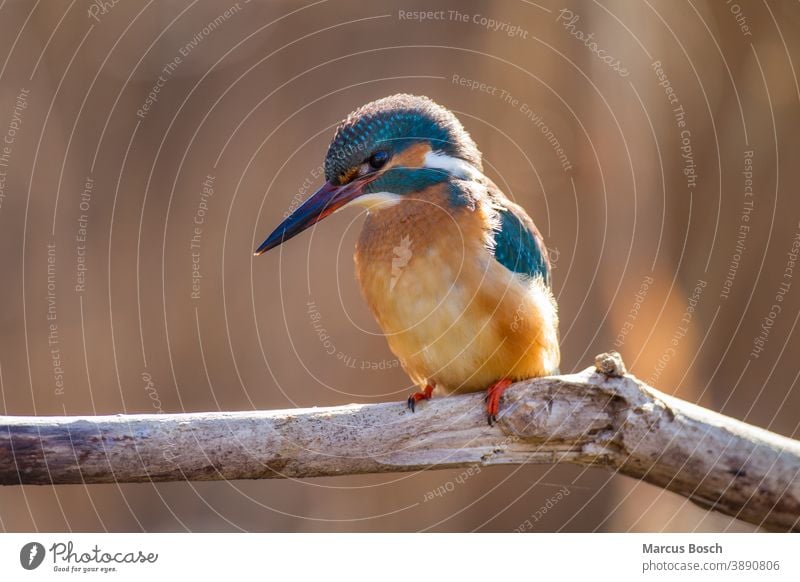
[490,201,551,287]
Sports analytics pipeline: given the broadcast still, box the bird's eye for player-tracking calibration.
[368,150,389,170]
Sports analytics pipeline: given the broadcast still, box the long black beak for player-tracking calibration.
[254,175,376,256]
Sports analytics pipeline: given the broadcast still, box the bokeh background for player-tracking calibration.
[0,0,798,532]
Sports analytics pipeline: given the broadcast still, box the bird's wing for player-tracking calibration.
[486,193,551,287]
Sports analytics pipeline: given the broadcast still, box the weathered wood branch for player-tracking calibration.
[1,353,799,531]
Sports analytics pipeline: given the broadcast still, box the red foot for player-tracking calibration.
[407,384,434,412]
[485,378,512,425]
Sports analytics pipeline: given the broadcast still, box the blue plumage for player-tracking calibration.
[324,94,482,185]
[490,202,551,287]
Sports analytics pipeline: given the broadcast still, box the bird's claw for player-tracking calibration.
[407,384,434,412]
[407,395,417,412]
[485,378,512,426]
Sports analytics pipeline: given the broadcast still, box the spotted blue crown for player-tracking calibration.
[324,94,482,185]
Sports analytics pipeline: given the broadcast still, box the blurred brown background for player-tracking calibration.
[0,0,798,532]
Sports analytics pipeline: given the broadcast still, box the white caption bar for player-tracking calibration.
[1,533,797,581]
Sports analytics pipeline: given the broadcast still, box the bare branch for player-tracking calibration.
[2,354,799,531]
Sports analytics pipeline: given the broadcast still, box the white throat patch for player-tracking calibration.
[423,151,481,180]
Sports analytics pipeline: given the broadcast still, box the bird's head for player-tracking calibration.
[255,94,482,255]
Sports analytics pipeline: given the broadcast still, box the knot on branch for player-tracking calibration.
[594,351,627,377]
[499,378,619,446]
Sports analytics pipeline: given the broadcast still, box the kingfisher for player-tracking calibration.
[256,94,559,424]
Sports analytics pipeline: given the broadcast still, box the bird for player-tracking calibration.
[255,94,560,424]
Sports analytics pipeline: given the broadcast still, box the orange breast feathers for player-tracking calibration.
[354,184,560,394]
